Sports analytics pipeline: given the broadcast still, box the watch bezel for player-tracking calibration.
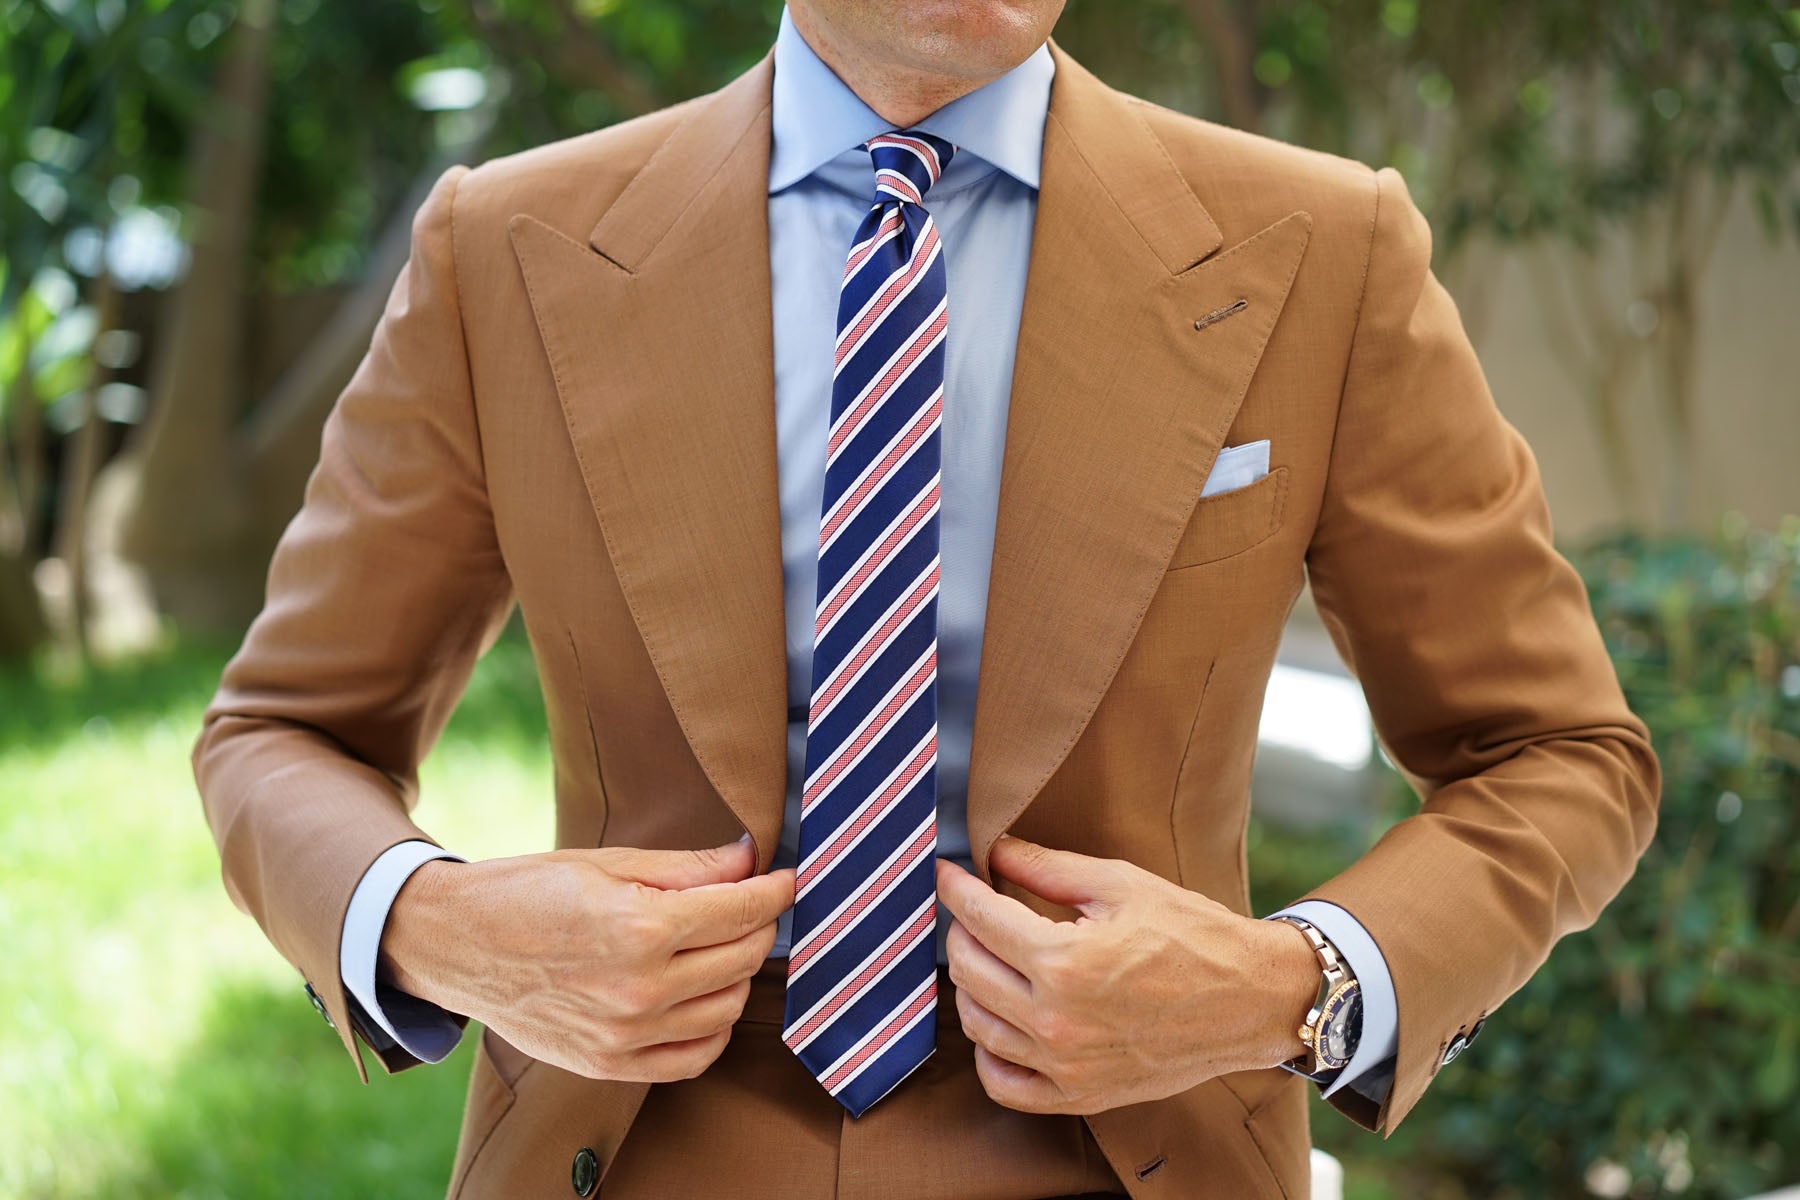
[1313,978,1362,1069]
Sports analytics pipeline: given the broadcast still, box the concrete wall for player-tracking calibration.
[1450,190,1799,539]
[1259,191,1797,827]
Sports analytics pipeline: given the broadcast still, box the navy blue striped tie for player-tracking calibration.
[782,130,955,1117]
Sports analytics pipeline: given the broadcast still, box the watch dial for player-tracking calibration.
[1325,992,1363,1062]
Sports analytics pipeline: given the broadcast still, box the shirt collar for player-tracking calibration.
[768,5,1054,195]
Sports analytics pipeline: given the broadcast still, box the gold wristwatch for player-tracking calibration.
[1274,916,1362,1073]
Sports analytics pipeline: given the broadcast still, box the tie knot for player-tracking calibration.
[865,131,956,206]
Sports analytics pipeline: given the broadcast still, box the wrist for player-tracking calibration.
[1258,917,1320,1068]
[378,858,464,1005]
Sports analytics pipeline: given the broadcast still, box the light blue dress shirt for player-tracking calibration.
[339,5,1399,1108]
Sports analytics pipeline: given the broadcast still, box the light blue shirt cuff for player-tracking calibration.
[340,839,468,1064]
[1265,899,1399,1106]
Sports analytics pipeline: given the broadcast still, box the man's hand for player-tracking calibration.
[379,838,795,1083]
[937,836,1317,1115]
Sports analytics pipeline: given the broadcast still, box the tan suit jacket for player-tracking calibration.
[193,40,1660,1199]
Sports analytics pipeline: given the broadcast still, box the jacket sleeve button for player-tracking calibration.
[572,1146,599,1196]
[303,982,335,1029]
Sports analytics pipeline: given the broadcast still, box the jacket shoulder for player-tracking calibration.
[450,94,708,240]
[1125,95,1380,245]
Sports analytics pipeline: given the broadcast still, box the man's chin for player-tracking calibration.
[810,0,1066,85]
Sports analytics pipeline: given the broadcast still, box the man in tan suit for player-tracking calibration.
[193,1,1660,1196]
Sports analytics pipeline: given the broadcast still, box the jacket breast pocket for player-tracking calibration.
[1166,466,1289,571]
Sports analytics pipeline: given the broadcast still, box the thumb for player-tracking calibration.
[604,836,755,891]
[987,835,1123,916]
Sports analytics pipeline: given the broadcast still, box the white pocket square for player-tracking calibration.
[1200,439,1270,498]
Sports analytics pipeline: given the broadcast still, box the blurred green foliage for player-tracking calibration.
[1255,520,1800,1198]
[1427,521,1800,1198]
[7,0,1796,304]
[0,626,551,1198]
[0,0,782,307]
[1049,0,1800,250]
[3,0,1795,564]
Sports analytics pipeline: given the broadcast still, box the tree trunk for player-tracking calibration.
[0,336,29,555]
[0,322,48,659]
[52,275,120,658]
[106,0,275,633]
[7,321,47,557]
[237,156,463,557]
[0,549,45,662]
[1178,0,1263,132]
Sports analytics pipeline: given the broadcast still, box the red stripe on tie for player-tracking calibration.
[789,823,937,972]
[809,561,938,720]
[874,168,923,204]
[796,732,936,891]
[821,974,939,1092]
[828,309,948,460]
[820,394,941,545]
[844,210,904,280]
[784,905,936,1046]
[882,134,943,182]
[814,481,940,638]
[836,223,940,366]
[801,647,936,810]
[869,134,943,184]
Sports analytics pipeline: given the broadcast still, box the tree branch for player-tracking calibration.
[1177,0,1262,131]
[549,0,665,115]
[459,0,663,117]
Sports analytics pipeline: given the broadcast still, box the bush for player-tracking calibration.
[1270,519,1800,1199]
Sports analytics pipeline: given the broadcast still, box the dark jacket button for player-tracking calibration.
[304,983,334,1029]
[571,1147,598,1196]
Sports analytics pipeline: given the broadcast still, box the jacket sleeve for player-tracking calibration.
[1300,165,1661,1134]
[191,164,513,1081]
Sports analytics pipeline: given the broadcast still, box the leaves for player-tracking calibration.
[1409,522,1800,1197]
[1254,522,1800,1197]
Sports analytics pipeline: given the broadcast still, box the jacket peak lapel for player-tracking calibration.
[510,55,790,867]
[965,48,1313,877]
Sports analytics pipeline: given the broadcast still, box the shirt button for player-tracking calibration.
[571,1146,599,1196]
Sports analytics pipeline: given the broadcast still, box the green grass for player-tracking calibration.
[0,626,552,1200]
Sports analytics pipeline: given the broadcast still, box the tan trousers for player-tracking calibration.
[448,953,1318,1198]
[600,960,1126,1199]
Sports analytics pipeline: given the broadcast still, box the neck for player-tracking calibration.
[788,5,998,128]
